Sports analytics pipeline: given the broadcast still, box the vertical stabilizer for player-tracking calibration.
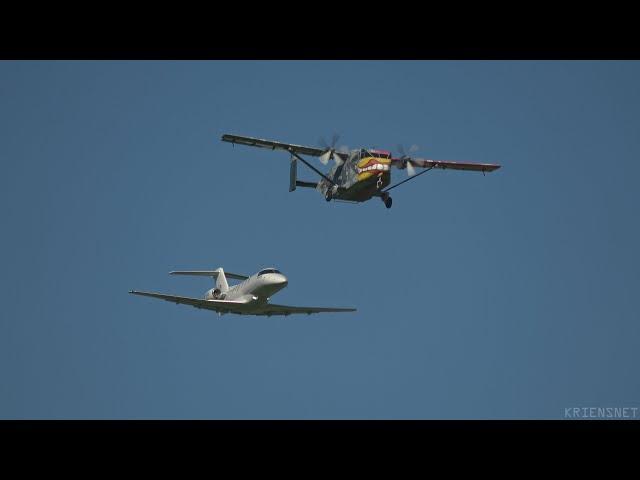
[214,268,229,293]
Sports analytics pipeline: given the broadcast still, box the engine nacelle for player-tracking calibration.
[212,288,225,300]
[206,288,226,300]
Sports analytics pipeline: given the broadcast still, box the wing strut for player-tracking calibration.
[289,150,335,186]
[380,166,435,194]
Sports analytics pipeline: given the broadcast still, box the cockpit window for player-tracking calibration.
[258,268,281,276]
[361,149,390,159]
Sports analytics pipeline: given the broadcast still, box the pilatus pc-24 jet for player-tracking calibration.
[130,267,356,316]
[222,133,501,209]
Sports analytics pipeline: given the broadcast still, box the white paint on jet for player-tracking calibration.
[130,267,356,317]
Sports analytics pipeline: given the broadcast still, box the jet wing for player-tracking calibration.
[257,303,357,316]
[222,134,325,157]
[129,290,246,313]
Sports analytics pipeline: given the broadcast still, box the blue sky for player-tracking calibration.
[1,61,639,419]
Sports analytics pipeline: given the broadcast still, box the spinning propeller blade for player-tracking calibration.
[318,134,344,166]
[396,144,421,177]
[319,150,332,165]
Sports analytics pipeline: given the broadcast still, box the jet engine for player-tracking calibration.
[206,288,226,300]
[212,288,225,300]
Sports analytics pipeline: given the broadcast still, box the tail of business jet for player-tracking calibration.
[214,268,229,292]
[169,267,249,293]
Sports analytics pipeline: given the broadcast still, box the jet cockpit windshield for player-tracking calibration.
[258,268,282,277]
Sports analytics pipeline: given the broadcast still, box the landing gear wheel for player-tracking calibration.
[325,190,332,202]
[381,193,392,209]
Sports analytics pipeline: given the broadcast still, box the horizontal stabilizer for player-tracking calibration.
[170,270,248,280]
[295,180,318,189]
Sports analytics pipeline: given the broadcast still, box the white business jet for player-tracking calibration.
[130,267,356,316]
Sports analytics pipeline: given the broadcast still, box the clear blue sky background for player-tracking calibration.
[1,61,639,419]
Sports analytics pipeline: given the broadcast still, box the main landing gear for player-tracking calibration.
[325,185,340,202]
[381,192,392,209]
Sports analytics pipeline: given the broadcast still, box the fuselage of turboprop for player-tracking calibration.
[320,149,392,202]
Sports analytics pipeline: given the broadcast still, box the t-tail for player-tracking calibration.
[169,268,248,295]
[213,268,229,293]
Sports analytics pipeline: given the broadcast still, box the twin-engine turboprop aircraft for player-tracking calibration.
[130,267,356,316]
[222,133,501,209]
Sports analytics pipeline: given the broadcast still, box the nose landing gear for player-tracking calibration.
[325,185,340,202]
[325,190,332,202]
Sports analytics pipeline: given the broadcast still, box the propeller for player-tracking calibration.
[396,144,420,177]
[319,133,346,166]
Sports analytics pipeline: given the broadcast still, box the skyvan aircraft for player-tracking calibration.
[130,267,356,316]
[222,133,501,209]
